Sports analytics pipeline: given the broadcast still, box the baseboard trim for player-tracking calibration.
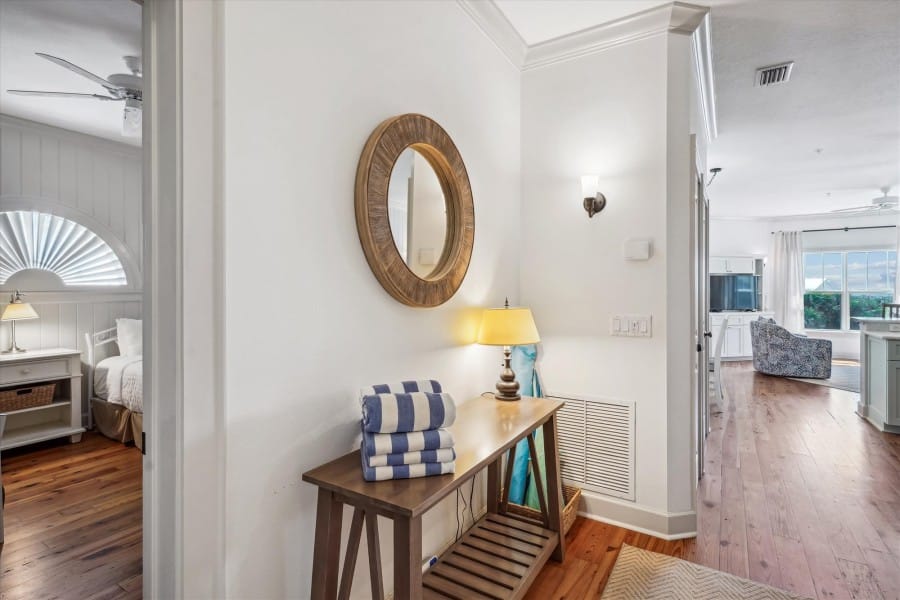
[578,490,697,540]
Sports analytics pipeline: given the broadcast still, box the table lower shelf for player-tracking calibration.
[422,512,559,600]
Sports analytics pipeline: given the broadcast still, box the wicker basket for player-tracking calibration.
[0,383,56,412]
[508,484,582,534]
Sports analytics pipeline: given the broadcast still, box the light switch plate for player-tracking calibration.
[610,314,652,337]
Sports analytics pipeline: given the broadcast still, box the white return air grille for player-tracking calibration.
[755,61,794,86]
[553,394,635,501]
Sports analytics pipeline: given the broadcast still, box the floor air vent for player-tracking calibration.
[755,61,794,86]
[553,394,635,501]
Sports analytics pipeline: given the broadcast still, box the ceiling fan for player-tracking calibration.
[6,53,142,137]
[830,187,899,214]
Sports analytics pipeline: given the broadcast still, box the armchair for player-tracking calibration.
[750,318,832,379]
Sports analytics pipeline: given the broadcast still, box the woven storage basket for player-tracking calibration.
[0,383,55,412]
[508,484,582,534]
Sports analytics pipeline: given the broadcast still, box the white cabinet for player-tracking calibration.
[710,256,757,274]
[0,348,84,450]
[709,312,774,359]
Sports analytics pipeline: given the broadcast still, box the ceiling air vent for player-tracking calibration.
[755,61,794,86]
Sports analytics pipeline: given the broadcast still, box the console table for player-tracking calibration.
[302,395,566,600]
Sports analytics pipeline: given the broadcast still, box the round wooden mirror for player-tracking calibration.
[355,114,474,307]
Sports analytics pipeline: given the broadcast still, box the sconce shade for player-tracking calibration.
[581,175,599,198]
[477,307,540,346]
[1,301,38,321]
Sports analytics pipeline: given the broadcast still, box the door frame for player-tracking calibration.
[689,135,710,485]
[143,0,225,597]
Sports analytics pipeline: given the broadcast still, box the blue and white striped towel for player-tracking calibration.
[361,392,456,434]
[360,380,442,396]
[362,428,454,456]
[360,451,455,482]
[365,447,456,468]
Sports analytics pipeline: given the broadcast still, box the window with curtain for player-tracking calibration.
[803,250,897,330]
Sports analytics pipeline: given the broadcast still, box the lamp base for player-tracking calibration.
[494,346,521,401]
[3,321,26,353]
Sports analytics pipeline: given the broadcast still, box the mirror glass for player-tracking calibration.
[386,147,448,278]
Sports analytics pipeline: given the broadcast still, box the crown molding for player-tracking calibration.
[691,13,718,141]
[522,1,708,71]
[456,0,527,69]
[710,211,900,223]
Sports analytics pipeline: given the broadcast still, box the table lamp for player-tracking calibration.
[477,299,540,401]
[2,291,39,354]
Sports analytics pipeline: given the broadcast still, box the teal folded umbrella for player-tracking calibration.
[507,345,543,506]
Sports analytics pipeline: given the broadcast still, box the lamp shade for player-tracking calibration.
[1,301,38,321]
[477,307,540,346]
[581,174,599,198]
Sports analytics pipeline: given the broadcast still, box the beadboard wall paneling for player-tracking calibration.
[0,114,143,284]
[0,115,143,422]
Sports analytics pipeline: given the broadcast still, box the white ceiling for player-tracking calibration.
[0,0,142,146]
[496,0,900,219]
[706,0,900,218]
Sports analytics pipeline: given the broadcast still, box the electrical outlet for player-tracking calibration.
[610,314,652,337]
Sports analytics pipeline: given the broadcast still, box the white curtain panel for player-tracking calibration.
[770,231,805,332]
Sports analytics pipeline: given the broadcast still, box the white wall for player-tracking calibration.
[220,1,519,597]
[520,29,700,529]
[0,115,143,412]
[710,213,897,358]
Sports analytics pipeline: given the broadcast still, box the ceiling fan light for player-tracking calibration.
[123,98,142,137]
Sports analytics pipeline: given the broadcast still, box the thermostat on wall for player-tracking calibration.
[624,239,652,261]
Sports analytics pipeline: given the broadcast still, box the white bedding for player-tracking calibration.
[94,355,143,413]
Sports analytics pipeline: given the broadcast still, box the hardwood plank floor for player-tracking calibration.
[0,433,142,600]
[528,361,900,599]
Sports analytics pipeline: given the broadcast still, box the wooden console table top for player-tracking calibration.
[303,395,563,518]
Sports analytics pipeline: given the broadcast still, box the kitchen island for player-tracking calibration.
[857,317,900,433]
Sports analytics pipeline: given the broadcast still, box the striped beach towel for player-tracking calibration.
[360,392,456,434]
[360,452,455,482]
[360,380,442,396]
[361,429,454,456]
[365,447,456,468]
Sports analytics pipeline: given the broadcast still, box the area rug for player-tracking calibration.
[601,545,810,600]
[789,363,860,393]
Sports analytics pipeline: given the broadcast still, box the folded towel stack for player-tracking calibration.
[360,380,456,481]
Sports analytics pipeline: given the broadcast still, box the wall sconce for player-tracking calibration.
[581,174,607,218]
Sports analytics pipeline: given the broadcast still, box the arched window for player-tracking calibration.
[0,211,127,286]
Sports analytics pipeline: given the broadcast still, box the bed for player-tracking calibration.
[85,321,143,450]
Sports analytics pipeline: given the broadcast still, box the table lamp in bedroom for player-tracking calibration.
[2,291,39,354]
[477,299,540,401]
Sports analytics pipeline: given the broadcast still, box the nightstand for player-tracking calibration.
[0,348,85,450]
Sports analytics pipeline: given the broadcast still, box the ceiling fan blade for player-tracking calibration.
[829,206,877,213]
[35,52,120,92]
[7,89,118,100]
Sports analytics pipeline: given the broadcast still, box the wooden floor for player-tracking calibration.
[0,433,142,600]
[5,364,900,599]
[529,360,900,599]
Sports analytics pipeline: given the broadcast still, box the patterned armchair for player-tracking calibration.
[750,318,832,379]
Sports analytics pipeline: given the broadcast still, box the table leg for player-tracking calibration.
[393,515,423,600]
[337,507,365,600]
[542,414,566,562]
[500,444,517,514]
[311,489,344,599]
[487,459,500,514]
[526,434,550,528]
[366,512,385,600]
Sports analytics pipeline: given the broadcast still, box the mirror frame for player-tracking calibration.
[355,114,474,307]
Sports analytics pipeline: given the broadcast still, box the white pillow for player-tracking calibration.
[116,318,143,357]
